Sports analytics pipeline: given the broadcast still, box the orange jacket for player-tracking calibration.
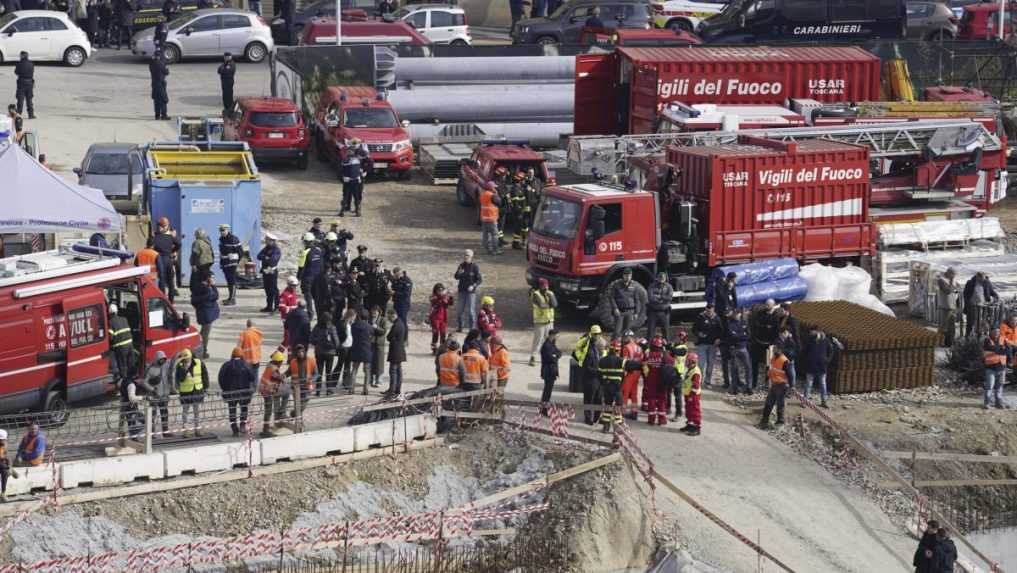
[1001,322,1017,347]
[438,351,465,387]
[768,354,789,385]
[490,344,511,381]
[462,349,489,384]
[135,248,159,278]
[259,364,284,396]
[479,189,499,223]
[239,327,264,365]
[288,357,318,392]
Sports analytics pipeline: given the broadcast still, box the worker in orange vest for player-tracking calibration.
[461,343,490,392]
[478,181,502,256]
[436,339,466,387]
[134,238,159,279]
[238,319,263,378]
[258,351,286,437]
[760,347,793,430]
[999,314,1017,363]
[489,335,511,390]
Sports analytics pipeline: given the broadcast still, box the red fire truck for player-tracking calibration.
[526,137,876,310]
[0,246,201,422]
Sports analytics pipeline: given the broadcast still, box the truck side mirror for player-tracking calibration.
[72,167,81,175]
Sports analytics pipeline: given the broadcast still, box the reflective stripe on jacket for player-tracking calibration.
[179,359,205,394]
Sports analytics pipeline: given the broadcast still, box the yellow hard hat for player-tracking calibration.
[270,351,285,363]
[481,296,495,306]
[590,325,602,334]
[180,349,193,360]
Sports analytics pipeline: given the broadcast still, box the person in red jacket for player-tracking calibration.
[620,330,643,420]
[477,296,502,336]
[278,276,300,320]
[682,352,702,436]
[642,336,673,426]
[429,283,454,355]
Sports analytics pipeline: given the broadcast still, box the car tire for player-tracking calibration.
[63,46,87,67]
[244,41,268,63]
[42,390,68,427]
[536,35,558,46]
[667,19,693,33]
[450,39,469,47]
[162,43,181,64]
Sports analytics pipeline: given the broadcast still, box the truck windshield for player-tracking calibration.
[533,196,581,240]
[250,112,299,127]
[343,108,399,128]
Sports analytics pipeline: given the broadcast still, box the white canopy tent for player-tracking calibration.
[0,142,122,235]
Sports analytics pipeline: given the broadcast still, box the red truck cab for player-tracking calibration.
[0,247,201,423]
[456,142,550,206]
[224,97,311,169]
[314,86,414,178]
[957,3,1017,40]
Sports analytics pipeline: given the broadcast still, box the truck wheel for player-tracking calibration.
[42,390,68,427]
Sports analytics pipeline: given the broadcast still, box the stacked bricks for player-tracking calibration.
[789,301,938,394]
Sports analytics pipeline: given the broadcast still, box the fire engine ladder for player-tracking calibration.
[567,119,1003,177]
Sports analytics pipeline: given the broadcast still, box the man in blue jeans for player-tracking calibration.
[725,309,753,395]
[693,304,722,386]
[801,325,834,408]
[983,328,1007,409]
[454,250,482,332]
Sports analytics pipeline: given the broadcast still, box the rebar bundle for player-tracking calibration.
[790,301,938,394]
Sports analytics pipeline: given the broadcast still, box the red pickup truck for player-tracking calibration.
[313,85,414,178]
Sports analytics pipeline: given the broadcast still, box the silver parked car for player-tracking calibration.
[74,143,144,210]
[130,9,273,64]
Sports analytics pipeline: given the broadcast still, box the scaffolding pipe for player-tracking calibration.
[394,56,576,83]
[389,88,574,123]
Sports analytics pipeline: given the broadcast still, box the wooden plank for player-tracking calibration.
[881,451,1017,464]
[0,438,445,517]
[879,479,1017,489]
[358,389,496,413]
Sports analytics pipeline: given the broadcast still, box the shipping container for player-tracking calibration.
[668,137,875,266]
[574,46,882,135]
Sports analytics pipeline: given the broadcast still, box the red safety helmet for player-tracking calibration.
[676,329,688,343]
[514,171,526,181]
[650,336,664,348]
[158,217,170,226]
[610,338,622,351]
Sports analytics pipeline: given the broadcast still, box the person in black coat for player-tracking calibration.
[161,0,179,20]
[115,0,134,48]
[391,267,412,341]
[149,54,169,120]
[912,520,939,573]
[346,311,380,394]
[190,274,220,359]
[86,0,101,45]
[714,272,738,324]
[724,309,752,395]
[285,301,312,351]
[217,53,236,114]
[257,234,281,312]
[218,348,255,436]
[931,528,956,573]
[384,309,406,397]
[539,329,562,413]
[345,269,366,314]
[801,326,835,407]
[14,52,34,119]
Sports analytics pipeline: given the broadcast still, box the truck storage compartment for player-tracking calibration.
[668,137,875,266]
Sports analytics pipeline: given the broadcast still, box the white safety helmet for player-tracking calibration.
[302,232,316,242]
[287,276,299,286]
[0,429,7,440]
[109,303,119,315]
[325,231,338,242]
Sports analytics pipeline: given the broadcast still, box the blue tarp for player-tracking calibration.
[732,276,809,308]
[705,258,801,305]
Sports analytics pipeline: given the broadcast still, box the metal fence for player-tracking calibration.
[224,536,573,573]
[924,488,1017,534]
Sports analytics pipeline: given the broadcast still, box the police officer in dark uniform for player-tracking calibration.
[349,245,371,276]
[257,233,281,312]
[153,20,168,49]
[217,53,236,114]
[308,217,325,242]
[14,52,35,119]
[149,53,170,120]
[340,147,364,217]
[152,217,180,301]
[218,223,243,306]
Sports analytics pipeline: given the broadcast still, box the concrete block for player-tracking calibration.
[260,426,355,465]
[60,453,165,489]
[5,464,57,496]
[163,441,262,478]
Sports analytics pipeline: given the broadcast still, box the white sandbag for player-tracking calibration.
[836,265,873,299]
[847,293,895,316]
[800,263,838,301]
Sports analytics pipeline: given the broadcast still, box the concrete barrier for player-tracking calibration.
[260,414,436,464]
[60,453,165,489]
[163,441,262,478]
[4,464,57,496]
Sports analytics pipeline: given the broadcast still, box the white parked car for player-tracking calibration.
[0,10,91,66]
[394,4,471,45]
[650,0,726,32]
[131,9,273,64]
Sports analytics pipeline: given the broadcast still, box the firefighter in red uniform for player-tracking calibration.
[620,330,643,420]
[642,336,673,425]
[681,352,702,436]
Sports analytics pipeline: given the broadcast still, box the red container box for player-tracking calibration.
[668,136,876,267]
[575,45,881,135]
